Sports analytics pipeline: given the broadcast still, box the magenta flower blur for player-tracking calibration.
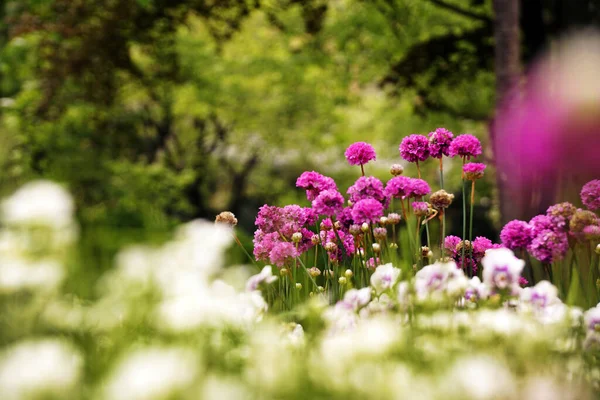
[345,142,376,166]
[347,176,388,207]
[583,225,600,241]
[253,230,280,261]
[444,235,461,257]
[312,189,344,216]
[500,220,534,250]
[448,134,482,159]
[351,198,384,224]
[385,177,431,199]
[529,215,556,237]
[296,171,337,201]
[269,241,299,267]
[399,134,430,163]
[472,236,495,260]
[463,163,486,180]
[428,128,454,158]
[581,179,600,211]
[528,229,569,263]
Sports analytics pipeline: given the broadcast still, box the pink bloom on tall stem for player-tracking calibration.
[448,134,482,160]
[462,163,486,181]
[500,220,534,250]
[347,176,388,207]
[269,242,299,267]
[399,135,430,163]
[351,198,384,224]
[296,171,337,201]
[428,128,454,158]
[345,142,376,175]
[384,177,431,199]
[312,189,344,217]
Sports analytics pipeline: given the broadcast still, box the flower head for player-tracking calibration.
[351,199,384,224]
[312,189,345,216]
[412,201,430,217]
[444,235,462,257]
[581,179,600,211]
[347,176,388,207]
[245,266,278,291]
[384,177,430,199]
[389,164,404,176]
[546,202,577,231]
[527,229,569,263]
[429,189,454,210]
[481,248,525,295]
[399,134,430,163]
[448,134,482,159]
[500,220,534,250]
[428,127,454,158]
[296,171,337,201]
[269,242,299,268]
[529,215,556,237]
[370,263,401,294]
[569,209,599,241]
[415,260,467,301]
[215,211,238,227]
[463,163,486,181]
[344,142,376,166]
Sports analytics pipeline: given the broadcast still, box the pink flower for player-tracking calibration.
[351,198,384,224]
[529,215,556,237]
[500,220,534,250]
[444,235,461,257]
[462,163,486,180]
[448,134,482,159]
[296,171,337,201]
[347,176,388,207]
[527,229,569,263]
[546,202,577,232]
[269,242,299,267]
[399,134,430,163]
[411,201,429,217]
[428,128,454,158]
[581,180,600,211]
[312,189,344,216]
[344,142,376,166]
[385,177,430,199]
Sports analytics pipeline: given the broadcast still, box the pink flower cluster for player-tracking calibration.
[398,130,482,164]
[384,176,431,199]
[344,142,376,166]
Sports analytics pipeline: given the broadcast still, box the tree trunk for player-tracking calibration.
[492,0,521,224]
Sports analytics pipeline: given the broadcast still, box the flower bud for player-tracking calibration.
[387,213,401,224]
[361,223,369,233]
[325,270,335,278]
[338,277,347,285]
[308,267,322,277]
[334,221,342,230]
[390,163,404,176]
[317,286,325,293]
[379,216,389,225]
[344,269,353,278]
[280,268,289,276]
[349,224,361,235]
[292,232,303,243]
[215,211,238,226]
[389,243,398,249]
[596,244,600,255]
[421,246,430,257]
[324,242,337,252]
[295,283,302,290]
[373,227,387,240]
[430,190,454,210]
[372,243,381,253]
[311,235,321,245]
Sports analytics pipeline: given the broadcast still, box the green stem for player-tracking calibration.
[461,179,467,272]
[468,180,475,277]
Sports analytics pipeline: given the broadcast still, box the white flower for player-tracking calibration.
[443,355,516,400]
[245,265,277,291]
[481,248,524,294]
[0,257,64,294]
[584,304,600,332]
[415,260,467,301]
[370,263,401,295]
[464,276,489,303]
[1,181,74,230]
[341,287,372,310]
[0,339,82,400]
[102,347,198,400]
[520,280,559,309]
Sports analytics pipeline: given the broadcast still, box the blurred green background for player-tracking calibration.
[0,0,596,270]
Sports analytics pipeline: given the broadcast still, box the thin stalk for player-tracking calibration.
[468,180,476,276]
[461,179,467,271]
[416,160,421,179]
[233,233,261,271]
[360,163,365,177]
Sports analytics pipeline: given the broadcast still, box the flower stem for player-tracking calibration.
[416,160,421,179]
[360,163,365,177]
[461,179,467,273]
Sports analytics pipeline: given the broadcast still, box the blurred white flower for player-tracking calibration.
[103,347,199,400]
[481,248,524,295]
[201,375,251,400]
[464,276,489,304]
[245,265,277,291]
[415,260,467,301]
[0,257,64,293]
[370,263,400,295]
[443,355,516,400]
[1,181,74,230]
[0,339,82,400]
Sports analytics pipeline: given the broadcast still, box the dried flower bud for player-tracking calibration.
[311,235,321,245]
[390,163,404,176]
[456,240,472,253]
[324,242,338,252]
[320,220,332,231]
[570,209,599,240]
[215,211,238,226]
[373,227,387,240]
[412,202,431,217]
[309,267,322,277]
[430,190,454,210]
[338,277,347,285]
[372,243,381,253]
[334,221,342,230]
[421,246,430,257]
[361,223,369,233]
[379,216,389,225]
[344,269,353,278]
[292,232,303,243]
[387,213,401,224]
